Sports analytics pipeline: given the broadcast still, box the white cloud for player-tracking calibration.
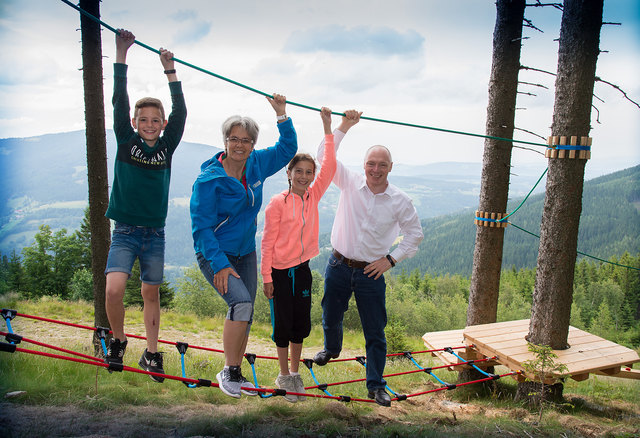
[284,25,424,56]
[0,0,637,174]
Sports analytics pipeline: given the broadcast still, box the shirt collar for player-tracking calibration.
[359,178,392,197]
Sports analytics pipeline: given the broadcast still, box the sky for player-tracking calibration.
[0,0,638,177]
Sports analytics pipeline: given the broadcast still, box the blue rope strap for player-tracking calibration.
[444,347,493,378]
[355,356,399,396]
[175,342,197,388]
[474,216,506,223]
[548,145,591,151]
[310,367,335,397]
[404,352,452,386]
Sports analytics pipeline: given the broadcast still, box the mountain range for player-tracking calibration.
[1,130,637,281]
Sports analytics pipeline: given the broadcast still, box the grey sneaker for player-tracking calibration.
[275,374,298,403]
[239,370,258,396]
[216,366,242,398]
[138,349,165,383]
[292,374,306,401]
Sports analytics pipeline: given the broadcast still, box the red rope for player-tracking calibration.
[11,311,465,362]
[16,312,97,331]
[5,311,507,404]
[6,343,376,403]
[403,371,521,399]
[0,330,103,363]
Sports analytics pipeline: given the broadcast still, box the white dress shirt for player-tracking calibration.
[318,129,424,264]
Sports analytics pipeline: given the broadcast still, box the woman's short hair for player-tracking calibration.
[221,115,260,144]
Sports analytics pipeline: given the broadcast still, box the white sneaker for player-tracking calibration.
[275,374,298,403]
[291,374,306,401]
[216,367,241,398]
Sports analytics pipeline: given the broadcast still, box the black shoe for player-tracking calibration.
[138,349,165,383]
[106,338,127,364]
[313,350,339,366]
[368,388,391,407]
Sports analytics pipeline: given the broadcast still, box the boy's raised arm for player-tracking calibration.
[159,48,178,83]
[115,29,135,64]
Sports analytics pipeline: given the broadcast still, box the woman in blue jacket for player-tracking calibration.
[190,94,297,398]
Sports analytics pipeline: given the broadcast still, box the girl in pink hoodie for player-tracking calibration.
[261,107,335,402]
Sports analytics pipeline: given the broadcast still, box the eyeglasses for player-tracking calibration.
[226,136,254,146]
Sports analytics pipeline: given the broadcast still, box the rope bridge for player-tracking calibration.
[1,309,519,404]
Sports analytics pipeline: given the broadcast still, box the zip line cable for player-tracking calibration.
[473,166,639,272]
[507,222,640,271]
[59,0,548,148]
[60,0,637,272]
[501,167,548,222]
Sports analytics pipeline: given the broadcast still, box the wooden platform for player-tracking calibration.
[423,319,640,383]
[420,328,498,371]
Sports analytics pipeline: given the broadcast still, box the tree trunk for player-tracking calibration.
[527,0,603,348]
[519,0,603,401]
[514,381,564,405]
[462,0,525,383]
[79,0,111,355]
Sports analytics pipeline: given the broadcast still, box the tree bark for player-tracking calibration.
[462,0,525,383]
[519,0,603,402]
[79,0,111,355]
[527,0,603,349]
[467,0,525,327]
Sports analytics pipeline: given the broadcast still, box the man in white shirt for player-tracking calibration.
[313,111,424,407]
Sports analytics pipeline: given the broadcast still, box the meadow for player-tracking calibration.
[1,296,639,437]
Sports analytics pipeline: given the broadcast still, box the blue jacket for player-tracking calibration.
[190,118,297,273]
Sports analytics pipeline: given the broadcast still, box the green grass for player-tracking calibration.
[1,297,639,437]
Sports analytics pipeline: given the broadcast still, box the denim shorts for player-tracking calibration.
[197,251,257,324]
[105,222,165,285]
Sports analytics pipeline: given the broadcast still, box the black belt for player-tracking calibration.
[332,249,369,269]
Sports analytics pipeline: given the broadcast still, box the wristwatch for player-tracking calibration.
[276,114,288,121]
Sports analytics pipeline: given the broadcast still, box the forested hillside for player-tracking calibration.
[311,165,640,276]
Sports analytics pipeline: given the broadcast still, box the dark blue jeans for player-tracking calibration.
[321,253,387,390]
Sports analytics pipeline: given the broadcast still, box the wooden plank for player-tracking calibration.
[599,367,621,376]
[464,319,528,334]
[561,353,640,375]
[596,367,640,380]
[511,343,637,363]
[510,347,638,372]
[468,328,529,343]
[570,373,590,382]
[422,329,467,367]
[508,343,625,363]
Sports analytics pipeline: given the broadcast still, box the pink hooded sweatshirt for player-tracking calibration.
[261,134,336,283]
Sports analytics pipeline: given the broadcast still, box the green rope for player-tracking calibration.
[62,0,637,273]
[60,0,548,148]
[500,167,548,222]
[508,223,640,271]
